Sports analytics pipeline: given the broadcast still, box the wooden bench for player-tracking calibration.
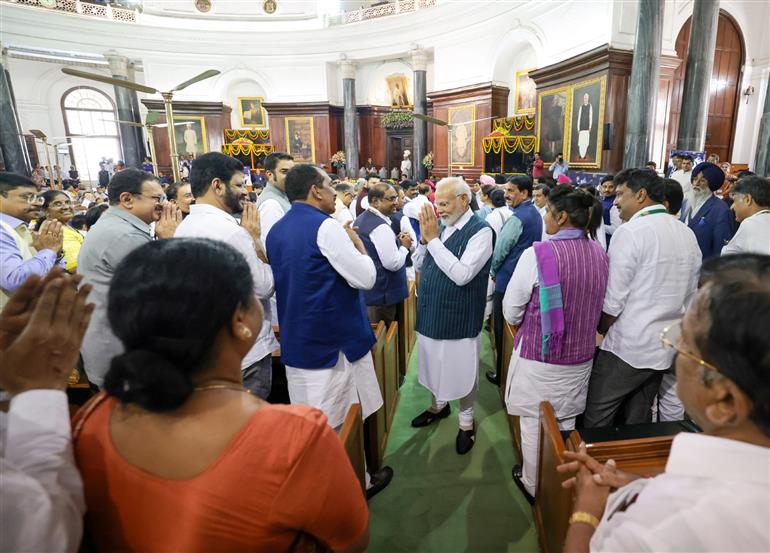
[498,320,522,458]
[383,321,400,432]
[534,400,699,553]
[339,403,366,492]
[396,281,417,377]
[367,322,388,471]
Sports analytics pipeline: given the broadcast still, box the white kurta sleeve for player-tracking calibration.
[425,227,494,286]
[318,218,376,290]
[606,205,622,235]
[2,390,85,553]
[400,216,417,248]
[369,223,408,271]
[603,226,637,316]
[503,246,538,325]
[231,227,275,299]
[258,199,285,250]
[412,243,427,271]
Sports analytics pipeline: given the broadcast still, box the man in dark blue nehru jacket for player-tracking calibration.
[355,182,412,325]
[266,163,393,499]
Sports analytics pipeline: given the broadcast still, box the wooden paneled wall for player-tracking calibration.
[428,83,509,180]
[141,100,231,177]
[358,105,390,171]
[667,11,745,162]
[261,102,344,170]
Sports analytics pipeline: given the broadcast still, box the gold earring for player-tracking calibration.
[240,326,253,339]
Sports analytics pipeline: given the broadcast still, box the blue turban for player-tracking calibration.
[691,162,725,192]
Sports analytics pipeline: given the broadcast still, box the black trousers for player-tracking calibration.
[582,349,663,428]
[492,291,505,380]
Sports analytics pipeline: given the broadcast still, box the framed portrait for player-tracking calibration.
[448,104,476,167]
[514,68,537,115]
[567,75,607,168]
[385,74,411,108]
[238,97,267,129]
[285,117,315,163]
[173,115,208,158]
[536,87,570,163]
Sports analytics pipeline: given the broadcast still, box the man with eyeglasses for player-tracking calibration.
[354,182,412,325]
[79,168,181,388]
[0,172,66,311]
[411,177,494,455]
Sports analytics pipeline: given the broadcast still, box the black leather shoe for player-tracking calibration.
[366,465,394,500]
[411,404,451,428]
[456,426,475,454]
[486,370,500,386]
[512,464,535,505]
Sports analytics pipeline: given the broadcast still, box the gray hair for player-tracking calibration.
[436,176,472,203]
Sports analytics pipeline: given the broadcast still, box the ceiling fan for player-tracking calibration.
[61,67,220,181]
[101,113,194,177]
[413,112,500,173]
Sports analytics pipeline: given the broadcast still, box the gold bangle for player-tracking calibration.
[569,511,600,529]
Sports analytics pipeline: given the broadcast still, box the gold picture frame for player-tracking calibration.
[285,116,315,163]
[536,86,571,164]
[173,115,208,158]
[448,104,476,167]
[566,75,607,169]
[514,68,537,115]
[238,96,267,129]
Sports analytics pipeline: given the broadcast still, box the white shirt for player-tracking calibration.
[333,198,354,225]
[402,194,431,220]
[671,169,693,206]
[257,197,286,250]
[591,433,770,553]
[605,204,622,236]
[601,205,701,370]
[317,217,377,290]
[0,390,84,553]
[175,203,278,364]
[413,209,494,285]
[413,209,494,400]
[722,210,770,256]
[486,206,513,238]
[365,208,409,272]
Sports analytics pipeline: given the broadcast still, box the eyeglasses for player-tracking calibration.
[133,193,167,204]
[17,193,44,205]
[660,320,719,373]
[435,194,465,209]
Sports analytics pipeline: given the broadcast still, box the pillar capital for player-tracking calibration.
[104,50,129,78]
[411,48,428,72]
[338,58,356,80]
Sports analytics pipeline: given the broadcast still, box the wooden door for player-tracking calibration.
[667,11,745,162]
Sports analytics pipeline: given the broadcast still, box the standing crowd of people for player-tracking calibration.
[1,146,768,552]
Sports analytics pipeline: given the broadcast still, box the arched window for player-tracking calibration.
[61,87,122,185]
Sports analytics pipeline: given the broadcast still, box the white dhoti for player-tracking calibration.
[578,129,590,158]
[285,351,383,429]
[505,341,593,495]
[417,332,480,428]
[657,368,684,421]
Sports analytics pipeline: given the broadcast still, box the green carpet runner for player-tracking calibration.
[367,331,540,552]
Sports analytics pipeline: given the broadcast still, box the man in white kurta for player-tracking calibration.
[411,178,493,455]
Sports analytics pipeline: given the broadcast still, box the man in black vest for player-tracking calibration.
[410,177,494,454]
[355,183,412,325]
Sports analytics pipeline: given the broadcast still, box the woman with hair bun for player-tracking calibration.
[501,184,609,503]
[73,238,369,553]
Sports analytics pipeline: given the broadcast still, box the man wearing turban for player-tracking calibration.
[681,162,735,259]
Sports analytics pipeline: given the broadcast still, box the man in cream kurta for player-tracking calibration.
[411,177,494,455]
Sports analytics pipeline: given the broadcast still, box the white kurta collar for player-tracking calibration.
[665,433,770,485]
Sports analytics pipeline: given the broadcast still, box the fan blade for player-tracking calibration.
[101,118,143,128]
[170,69,221,92]
[62,67,159,95]
[152,121,194,128]
[29,129,47,140]
[412,113,448,126]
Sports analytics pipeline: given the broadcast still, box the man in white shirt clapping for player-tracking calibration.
[722,175,770,256]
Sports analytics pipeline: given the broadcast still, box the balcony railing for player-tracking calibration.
[342,0,437,24]
[3,0,138,23]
